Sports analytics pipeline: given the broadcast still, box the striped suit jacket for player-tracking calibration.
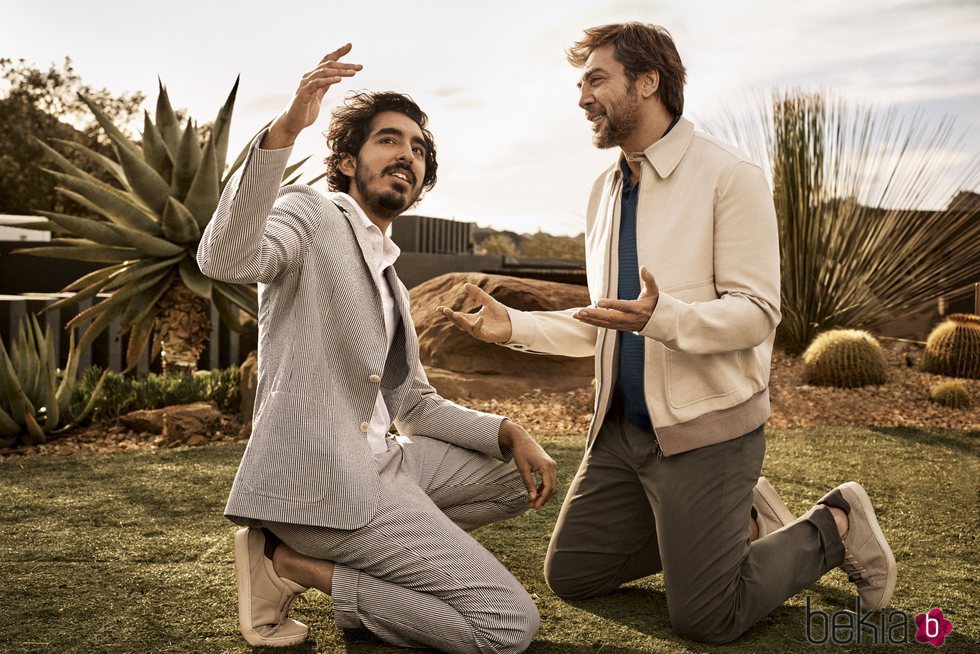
[197,139,507,530]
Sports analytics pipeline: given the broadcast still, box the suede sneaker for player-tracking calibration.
[753,477,795,537]
[828,482,898,611]
[234,527,310,647]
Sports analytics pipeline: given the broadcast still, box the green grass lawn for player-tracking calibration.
[1,426,977,653]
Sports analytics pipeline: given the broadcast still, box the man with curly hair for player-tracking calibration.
[197,44,555,654]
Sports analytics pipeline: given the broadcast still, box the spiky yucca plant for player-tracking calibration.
[5,80,317,374]
[711,91,980,353]
[0,315,106,447]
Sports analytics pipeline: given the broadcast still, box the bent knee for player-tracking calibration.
[544,553,614,600]
[670,609,747,644]
[481,593,539,654]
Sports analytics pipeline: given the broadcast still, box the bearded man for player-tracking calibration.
[198,44,556,654]
[441,24,896,643]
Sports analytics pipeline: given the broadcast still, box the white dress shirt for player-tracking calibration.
[337,193,402,456]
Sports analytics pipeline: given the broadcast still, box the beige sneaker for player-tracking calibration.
[753,477,795,537]
[834,482,898,611]
[234,528,310,647]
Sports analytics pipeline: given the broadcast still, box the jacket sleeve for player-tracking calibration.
[197,136,322,284]
[393,364,510,461]
[639,161,781,353]
[499,306,598,357]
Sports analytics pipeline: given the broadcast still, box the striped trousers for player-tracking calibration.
[264,434,539,654]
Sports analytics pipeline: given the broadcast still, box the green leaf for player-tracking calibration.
[61,368,108,430]
[211,286,243,332]
[13,244,140,263]
[44,168,162,234]
[183,136,219,228]
[213,280,258,318]
[23,412,47,444]
[0,404,20,437]
[0,219,59,232]
[140,111,174,181]
[112,135,175,215]
[103,255,182,292]
[79,94,141,156]
[55,330,80,413]
[0,338,35,423]
[114,224,185,258]
[35,210,129,247]
[51,139,128,188]
[155,80,181,155]
[124,313,154,373]
[212,76,239,175]
[282,155,311,182]
[61,263,126,292]
[305,171,327,187]
[34,139,88,178]
[173,118,203,199]
[161,197,202,243]
[179,257,212,299]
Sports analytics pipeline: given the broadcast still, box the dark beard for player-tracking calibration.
[353,163,421,220]
[593,85,641,149]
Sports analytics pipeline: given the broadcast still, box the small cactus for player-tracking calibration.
[922,313,980,379]
[802,329,887,388]
[929,380,973,409]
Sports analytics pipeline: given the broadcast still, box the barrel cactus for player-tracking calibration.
[929,380,973,409]
[922,313,980,379]
[802,329,887,388]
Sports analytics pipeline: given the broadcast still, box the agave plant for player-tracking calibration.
[710,91,980,352]
[5,79,317,374]
[0,315,107,447]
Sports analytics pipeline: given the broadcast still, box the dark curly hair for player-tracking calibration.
[324,91,438,194]
[567,22,687,117]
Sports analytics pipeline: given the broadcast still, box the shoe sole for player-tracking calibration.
[841,482,897,611]
[234,528,308,647]
[754,477,795,533]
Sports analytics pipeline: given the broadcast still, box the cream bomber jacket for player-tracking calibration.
[503,117,781,455]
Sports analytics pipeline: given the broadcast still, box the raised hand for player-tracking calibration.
[574,264,660,332]
[438,283,513,344]
[263,44,363,149]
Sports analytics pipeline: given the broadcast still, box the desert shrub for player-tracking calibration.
[71,366,240,423]
[929,380,973,409]
[802,329,887,388]
[922,313,980,379]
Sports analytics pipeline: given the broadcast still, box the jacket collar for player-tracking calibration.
[620,116,694,180]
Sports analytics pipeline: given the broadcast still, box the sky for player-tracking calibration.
[2,0,979,236]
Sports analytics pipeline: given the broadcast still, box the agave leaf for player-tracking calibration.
[35,210,129,247]
[23,412,47,444]
[103,255,182,292]
[173,118,203,199]
[141,111,174,181]
[55,330,80,413]
[13,320,39,400]
[39,333,60,430]
[0,219,59,232]
[281,155,311,183]
[75,301,126,355]
[60,368,108,431]
[111,134,175,215]
[79,94,141,156]
[113,224,185,258]
[50,139,129,188]
[222,119,273,191]
[0,338,35,423]
[213,279,258,317]
[305,171,327,187]
[211,286,243,332]
[45,169,162,234]
[34,139,88,178]
[68,267,173,332]
[14,244,140,263]
[47,273,119,314]
[127,273,177,335]
[155,80,181,155]
[212,77,239,175]
[0,404,20,437]
[283,173,302,186]
[60,262,126,292]
[178,257,212,299]
[124,313,154,373]
[183,136,219,228]
[161,197,202,243]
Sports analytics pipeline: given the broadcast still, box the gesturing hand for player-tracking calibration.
[263,44,363,149]
[574,265,660,332]
[438,283,513,344]
[498,420,557,510]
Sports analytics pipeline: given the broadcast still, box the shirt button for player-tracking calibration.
[369,374,381,383]
[359,421,370,433]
